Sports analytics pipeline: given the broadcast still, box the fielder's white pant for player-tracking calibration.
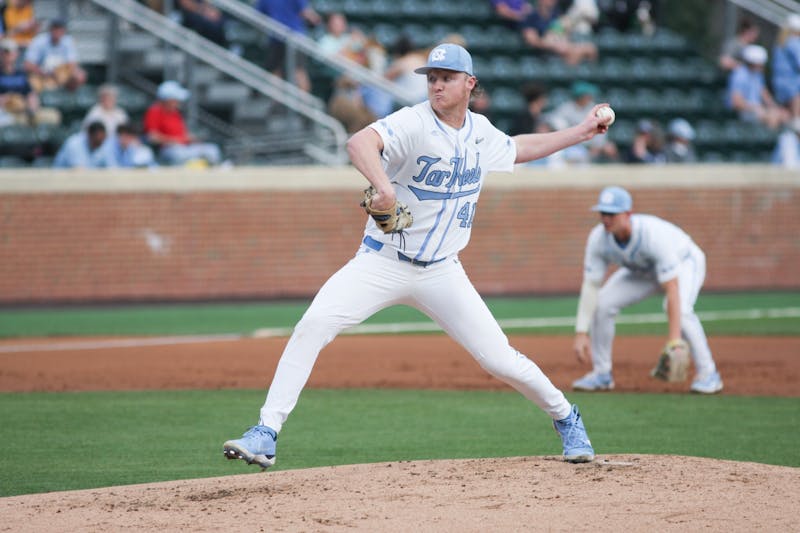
[590,248,717,377]
[259,246,573,432]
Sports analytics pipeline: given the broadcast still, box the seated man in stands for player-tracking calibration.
[23,18,87,92]
[521,0,598,65]
[143,80,222,166]
[726,44,789,130]
[0,38,60,126]
[176,0,231,50]
[53,120,117,169]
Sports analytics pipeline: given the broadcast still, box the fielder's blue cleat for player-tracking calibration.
[690,370,723,394]
[223,425,277,469]
[572,371,614,391]
[553,404,595,463]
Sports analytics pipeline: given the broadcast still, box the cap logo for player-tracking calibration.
[600,191,615,204]
[431,48,446,62]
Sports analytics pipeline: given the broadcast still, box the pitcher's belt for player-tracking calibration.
[363,236,447,268]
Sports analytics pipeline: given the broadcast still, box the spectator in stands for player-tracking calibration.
[0,37,60,126]
[549,80,618,162]
[520,0,597,65]
[718,17,760,72]
[143,80,222,166]
[255,0,321,93]
[2,0,39,52]
[113,122,157,168]
[317,12,366,63]
[82,83,129,137]
[772,117,800,169]
[176,0,231,50]
[597,0,658,35]
[23,18,87,92]
[664,117,697,163]
[53,120,117,169]
[726,44,789,130]
[771,14,800,119]
[490,0,534,30]
[384,35,429,105]
[359,35,393,119]
[625,118,665,164]
[509,82,548,136]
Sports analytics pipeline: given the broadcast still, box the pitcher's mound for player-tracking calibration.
[2,455,797,532]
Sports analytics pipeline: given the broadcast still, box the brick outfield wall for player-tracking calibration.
[0,170,798,304]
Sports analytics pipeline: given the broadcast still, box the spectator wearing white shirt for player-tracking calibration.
[82,84,129,137]
[772,118,800,169]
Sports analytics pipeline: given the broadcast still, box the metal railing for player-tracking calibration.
[87,0,350,165]
[727,0,800,26]
[209,0,416,108]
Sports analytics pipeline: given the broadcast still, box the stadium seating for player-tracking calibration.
[308,0,778,162]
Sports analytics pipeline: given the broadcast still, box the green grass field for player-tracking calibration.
[2,291,799,338]
[1,390,797,497]
[1,291,798,497]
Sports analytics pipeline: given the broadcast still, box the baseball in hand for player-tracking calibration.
[596,105,615,126]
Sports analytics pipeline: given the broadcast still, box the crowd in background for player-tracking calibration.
[1,0,799,168]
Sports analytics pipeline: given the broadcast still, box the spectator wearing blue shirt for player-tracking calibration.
[0,37,60,126]
[490,0,534,30]
[113,123,157,168]
[23,18,86,92]
[726,44,789,130]
[53,121,117,169]
[255,0,321,92]
[771,14,800,119]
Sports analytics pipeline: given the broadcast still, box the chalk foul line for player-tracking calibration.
[1,307,798,353]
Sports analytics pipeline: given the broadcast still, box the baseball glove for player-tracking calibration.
[360,186,413,234]
[650,339,691,382]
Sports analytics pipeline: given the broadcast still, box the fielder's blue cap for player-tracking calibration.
[414,43,474,76]
[592,186,632,213]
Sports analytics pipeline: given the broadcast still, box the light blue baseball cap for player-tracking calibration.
[157,80,190,102]
[414,43,474,76]
[591,186,632,213]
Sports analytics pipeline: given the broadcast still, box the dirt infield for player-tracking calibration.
[1,335,798,396]
[1,334,798,531]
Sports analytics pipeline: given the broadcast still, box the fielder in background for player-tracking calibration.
[224,43,615,469]
[572,186,723,394]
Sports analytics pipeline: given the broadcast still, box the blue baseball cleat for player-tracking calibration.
[690,370,723,394]
[572,371,615,391]
[223,425,277,469]
[553,404,595,463]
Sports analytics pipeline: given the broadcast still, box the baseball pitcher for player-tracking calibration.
[224,43,614,469]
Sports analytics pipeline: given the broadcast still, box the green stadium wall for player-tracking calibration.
[0,165,797,304]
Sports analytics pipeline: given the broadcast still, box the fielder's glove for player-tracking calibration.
[650,339,691,382]
[360,186,413,234]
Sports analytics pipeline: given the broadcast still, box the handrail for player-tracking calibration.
[727,0,800,26]
[209,0,416,107]
[87,0,349,164]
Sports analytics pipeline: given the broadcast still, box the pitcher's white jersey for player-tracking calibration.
[366,101,516,262]
[583,214,701,283]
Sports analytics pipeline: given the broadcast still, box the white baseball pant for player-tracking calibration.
[258,246,573,432]
[589,248,717,376]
